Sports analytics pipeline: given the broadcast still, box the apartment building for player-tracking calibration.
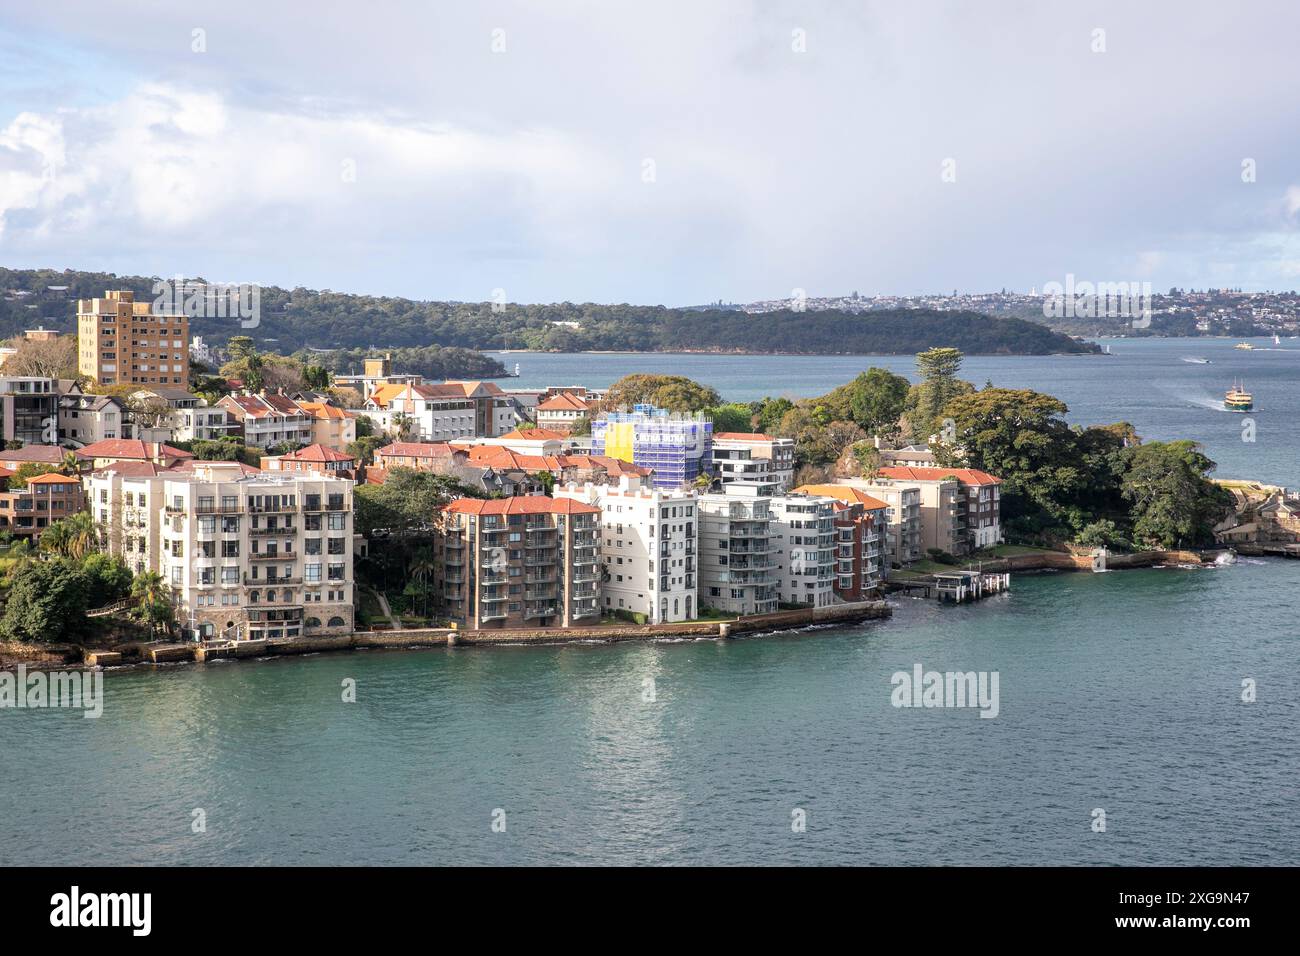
[261,444,358,480]
[295,401,357,450]
[711,433,796,492]
[835,477,923,566]
[88,462,355,641]
[0,471,85,543]
[534,391,593,431]
[793,485,889,599]
[362,381,518,441]
[77,290,189,387]
[218,394,314,449]
[769,493,838,608]
[555,474,698,623]
[877,466,1002,553]
[433,497,601,629]
[591,405,713,489]
[0,376,59,445]
[131,387,234,444]
[697,481,779,615]
[58,393,128,447]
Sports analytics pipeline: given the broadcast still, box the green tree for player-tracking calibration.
[131,571,175,638]
[39,512,99,560]
[81,553,134,602]
[908,347,971,441]
[811,367,910,436]
[705,403,754,433]
[8,462,59,489]
[0,557,92,643]
[601,374,720,413]
[1120,441,1232,548]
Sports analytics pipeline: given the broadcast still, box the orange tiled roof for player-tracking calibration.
[442,496,599,516]
[713,432,776,441]
[794,484,891,510]
[877,466,1000,485]
[537,392,592,412]
[23,472,79,485]
[297,401,353,420]
[278,443,354,463]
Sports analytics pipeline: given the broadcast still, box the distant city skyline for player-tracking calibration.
[3,1,1300,306]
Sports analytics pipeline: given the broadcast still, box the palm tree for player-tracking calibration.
[406,549,436,619]
[60,450,82,475]
[131,571,175,639]
[64,512,99,559]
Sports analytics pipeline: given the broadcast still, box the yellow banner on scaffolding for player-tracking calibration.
[604,421,636,463]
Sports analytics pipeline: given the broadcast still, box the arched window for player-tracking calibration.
[327,616,345,627]
[283,589,292,603]
[305,617,321,628]
[673,599,679,617]
[249,590,260,604]
[686,596,693,617]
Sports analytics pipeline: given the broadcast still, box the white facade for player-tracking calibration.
[769,494,838,608]
[88,462,355,641]
[555,475,698,623]
[697,482,779,615]
[711,434,796,492]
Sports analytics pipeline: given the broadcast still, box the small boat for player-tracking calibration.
[1224,383,1253,412]
[1234,342,1255,350]
[1273,334,1282,346]
[1183,356,1211,364]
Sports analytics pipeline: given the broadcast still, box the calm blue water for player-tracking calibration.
[507,337,1300,486]
[2,561,1296,866]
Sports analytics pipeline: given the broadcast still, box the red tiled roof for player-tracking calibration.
[877,466,1000,485]
[498,427,569,441]
[0,446,88,464]
[713,432,776,442]
[442,495,599,516]
[376,442,459,459]
[279,443,354,463]
[79,439,193,461]
[537,392,592,412]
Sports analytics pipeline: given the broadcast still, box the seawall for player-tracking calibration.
[64,600,891,669]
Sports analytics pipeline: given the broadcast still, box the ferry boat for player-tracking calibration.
[1224,383,1253,412]
[1234,342,1255,350]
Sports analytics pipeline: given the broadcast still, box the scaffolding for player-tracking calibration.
[591,405,713,489]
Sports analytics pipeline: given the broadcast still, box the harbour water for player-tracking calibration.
[509,336,1300,487]
[2,562,1296,866]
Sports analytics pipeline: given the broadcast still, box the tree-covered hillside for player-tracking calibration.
[1,267,1098,356]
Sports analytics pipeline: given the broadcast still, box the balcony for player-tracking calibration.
[524,604,557,620]
[250,525,297,536]
[244,575,303,585]
[249,551,295,561]
[248,502,297,514]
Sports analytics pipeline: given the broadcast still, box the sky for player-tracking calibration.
[1,0,1299,306]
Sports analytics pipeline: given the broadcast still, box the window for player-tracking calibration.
[305,564,322,583]
[305,538,321,555]
[327,513,346,531]
[222,567,239,584]
[222,540,240,558]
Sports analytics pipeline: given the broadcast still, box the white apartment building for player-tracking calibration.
[88,462,355,641]
[361,381,518,441]
[555,474,698,622]
[697,481,779,615]
[769,493,838,608]
[58,393,127,446]
[710,433,796,492]
[131,387,234,444]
